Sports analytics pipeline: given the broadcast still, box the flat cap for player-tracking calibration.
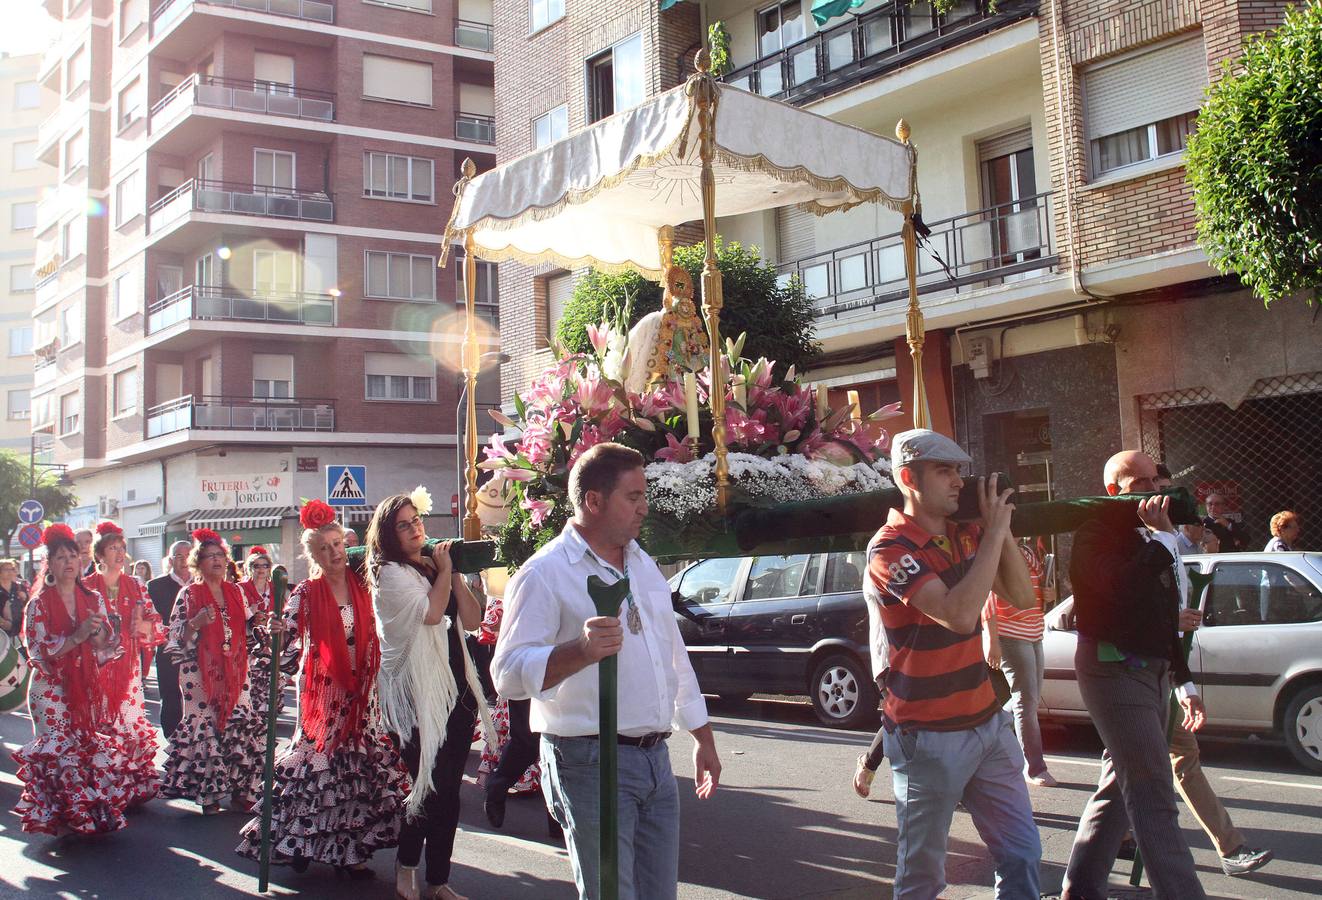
[890,428,973,471]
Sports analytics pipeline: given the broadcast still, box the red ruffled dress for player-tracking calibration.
[84,571,166,806]
[238,578,294,725]
[474,593,540,794]
[11,585,131,834]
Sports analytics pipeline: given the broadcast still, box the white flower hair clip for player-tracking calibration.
[409,485,433,516]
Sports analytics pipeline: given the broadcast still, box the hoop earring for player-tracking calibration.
[43,571,56,586]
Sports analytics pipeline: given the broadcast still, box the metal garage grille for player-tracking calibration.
[1139,374,1322,550]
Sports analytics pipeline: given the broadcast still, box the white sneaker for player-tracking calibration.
[1026,771,1059,787]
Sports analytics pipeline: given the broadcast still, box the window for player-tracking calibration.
[14,81,40,110]
[112,368,138,416]
[675,557,742,606]
[8,326,33,356]
[10,264,34,294]
[366,251,436,301]
[60,219,85,261]
[120,0,146,36]
[112,271,136,319]
[66,46,88,96]
[64,129,85,175]
[254,149,295,190]
[197,153,215,183]
[253,250,297,293]
[252,353,294,400]
[532,105,568,148]
[60,390,80,434]
[12,141,37,171]
[362,55,433,106]
[11,202,36,230]
[456,258,499,304]
[7,389,30,420]
[366,0,432,10]
[363,152,433,202]
[757,1,805,56]
[59,303,83,346]
[1205,563,1322,627]
[117,78,144,130]
[588,33,644,123]
[744,554,813,601]
[115,169,142,226]
[253,52,295,90]
[823,551,866,594]
[364,352,435,401]
[1085,35,1207,178]
[545,272,573,330]
[530,0,564,33]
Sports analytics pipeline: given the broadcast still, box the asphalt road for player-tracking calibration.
[2,692,1319,899]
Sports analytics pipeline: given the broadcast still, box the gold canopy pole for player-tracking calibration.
[688,50,729,514]
[451,158,483,541]
[897,119,930,430]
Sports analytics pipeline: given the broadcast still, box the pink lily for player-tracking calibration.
[482,432,514,462]
[654,432,694,464]
[521,496,553,527]
[502,468,537,483]
[586,323,610,356]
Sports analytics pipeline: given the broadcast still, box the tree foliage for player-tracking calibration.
[0,450,78,557]
[1185,3,1322,306]
[554,238,821,380]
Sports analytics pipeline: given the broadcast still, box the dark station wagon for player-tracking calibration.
[669,551,880,729]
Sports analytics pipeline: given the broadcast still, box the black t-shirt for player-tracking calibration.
[1,581,27,638]
[405,560,467,687]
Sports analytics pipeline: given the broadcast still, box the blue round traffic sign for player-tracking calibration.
[18,524,42,550]
[18,500,43,525]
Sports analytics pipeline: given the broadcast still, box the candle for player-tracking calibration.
[732,374,747,409]
[816,384,829,421]
[684,372,700,440]
[847,389,862,423]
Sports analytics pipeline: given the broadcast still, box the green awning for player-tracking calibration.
[659,0,684,8]
[811,0,866,26]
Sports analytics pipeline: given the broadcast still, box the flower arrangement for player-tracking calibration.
[191,528,223,545]
[409,485,433,516]
[41,523,76,546]
[248,546,268,557]
[483,305,900,569]
[298,499,336,530]
[95,520,123,537]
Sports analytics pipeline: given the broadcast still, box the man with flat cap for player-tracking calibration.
[865,429,1041,899]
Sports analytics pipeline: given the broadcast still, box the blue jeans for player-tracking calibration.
[999,636,1048,777]
[540,734,680,900]
[884,711,1041,900]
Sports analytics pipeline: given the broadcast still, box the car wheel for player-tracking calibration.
[810,653,879,730]
[1283,684,1322,774]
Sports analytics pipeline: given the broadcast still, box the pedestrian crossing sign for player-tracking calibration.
[326,465,367,507]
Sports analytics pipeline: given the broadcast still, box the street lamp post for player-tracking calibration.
[455,351,510,536]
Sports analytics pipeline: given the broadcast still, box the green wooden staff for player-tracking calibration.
[257,567,289,893]
[587,574,631,900]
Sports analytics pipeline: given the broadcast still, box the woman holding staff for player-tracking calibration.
[237,499,407,878]
[239,546,292,724]
[11,524,127,835]
[85,520,166,808]
[160,528,267,815]
[367,487,495,900]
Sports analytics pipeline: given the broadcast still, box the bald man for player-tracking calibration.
[1060,451,1207,900]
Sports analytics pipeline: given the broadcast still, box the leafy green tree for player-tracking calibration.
[0,449,78,557]
[1185,3,1322,306]
[554,238,821,379]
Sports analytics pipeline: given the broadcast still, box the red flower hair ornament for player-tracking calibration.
[95,520,123,537]
[41,523,76,547]
[191,528,223,545]
[299,499,336,530]
[248,546,268,557]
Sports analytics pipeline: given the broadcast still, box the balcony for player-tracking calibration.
[148,179,334,240]
[779,192,1057,318]
[455,20,493,51]
[33,355,58,389]
[152,0,333,37]
[147,394,336,439]
[723,0,1037,106]
[151,75,334,136]
[148,284,337,334]
[455,113,495,145]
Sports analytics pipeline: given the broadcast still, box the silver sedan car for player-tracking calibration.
[1041,552,1322,773]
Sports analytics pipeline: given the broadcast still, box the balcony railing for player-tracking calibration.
[148,284,337,333]
[456,113,495,145]
[724,0,1036,105]
[455,19,493,51]
[779,192,1057,318]
[151,74,334,129]
[152,0,333,35]
[149,178,334,233]
[33,355,58,388]
[147,394,336,438]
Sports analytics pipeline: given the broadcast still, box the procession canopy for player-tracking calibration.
[442,80,915,274]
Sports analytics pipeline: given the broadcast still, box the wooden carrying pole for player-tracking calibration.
[896,120,930,431]
[257,567,289,892]
[461,217,483,541]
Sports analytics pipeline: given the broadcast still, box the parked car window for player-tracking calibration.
[799,553,824,596]
[676,557,742,606]
[1206,562,1322,626]
[744,554,811,601]
[824,551,865,594]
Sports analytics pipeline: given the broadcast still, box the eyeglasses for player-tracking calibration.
[394,515,424,533]
[198,552,227,562]
[251,563,271,570]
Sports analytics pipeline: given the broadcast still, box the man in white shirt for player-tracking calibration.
[492,442,721,900]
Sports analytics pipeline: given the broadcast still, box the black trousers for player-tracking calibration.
[485,698,540,798]
[397,692,478,886]
[155,651,182,740]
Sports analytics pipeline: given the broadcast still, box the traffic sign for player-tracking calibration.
[18,500,43,525]
[326,465,367,507]
[18,524,42,550]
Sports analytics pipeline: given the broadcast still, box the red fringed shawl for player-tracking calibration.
[299,573,379,752]
[185,581,249,727]
[35,583,113,732]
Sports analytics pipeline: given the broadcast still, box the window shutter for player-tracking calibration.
[776,204,816,263]
[459,83,494,116]
[363,55,433,106]
[458,0,491,23]
[254,52,295,86]
[1084,36,1207,140]
[977,127,1032,163]
[546,273,574,328]
[253,354,293,383]
[365,352,434,378]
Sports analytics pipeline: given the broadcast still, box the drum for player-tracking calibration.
[0,631,30,713]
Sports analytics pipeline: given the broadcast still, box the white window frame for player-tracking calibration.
[363,354,436,402]
[14,81,40,110]
[532,104,568,149]
[112,367,138,418]
[59,302,83,348]
[253,148,296,190]
[363,152,434,203]
[1088,114,1198,180]
[456,257,499,305]
[114,169,142,227]
[8,325,33,356]
[364,250,437,301]
[252,353,295,401]
[530,0,564,34]
[112,271,136,321]
[119,0,147,41]
[252,249,298,294]
[363,0,433,12]
[7,389,30,421]
[10,264,34,294]
[66,46,89,98]
[59,390,81,436]
[587,32,645,123]
[11,202,36,231]
[117,77,144,131]
[12,141,37,172]
[63,129,86,177]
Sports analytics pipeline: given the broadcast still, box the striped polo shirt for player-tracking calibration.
[983,541,1046,642]
[866,507,997,732]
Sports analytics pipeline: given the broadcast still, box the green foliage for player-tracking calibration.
[554,238,821,380]
[708,21,733,76]
[1185,3,1322,306]
[0,450,78,557]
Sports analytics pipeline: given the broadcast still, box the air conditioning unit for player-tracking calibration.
[97,497,120,518]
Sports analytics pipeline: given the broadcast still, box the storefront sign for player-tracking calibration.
[198,474,293,508]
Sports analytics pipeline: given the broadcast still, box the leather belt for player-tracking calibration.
[586,731,671,748]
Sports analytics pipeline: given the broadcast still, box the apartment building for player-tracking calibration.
[1,53,55,451]
[495,0,1318,557]
[31,0,498,574]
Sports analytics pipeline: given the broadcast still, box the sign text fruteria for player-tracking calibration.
[197,474,293,509]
